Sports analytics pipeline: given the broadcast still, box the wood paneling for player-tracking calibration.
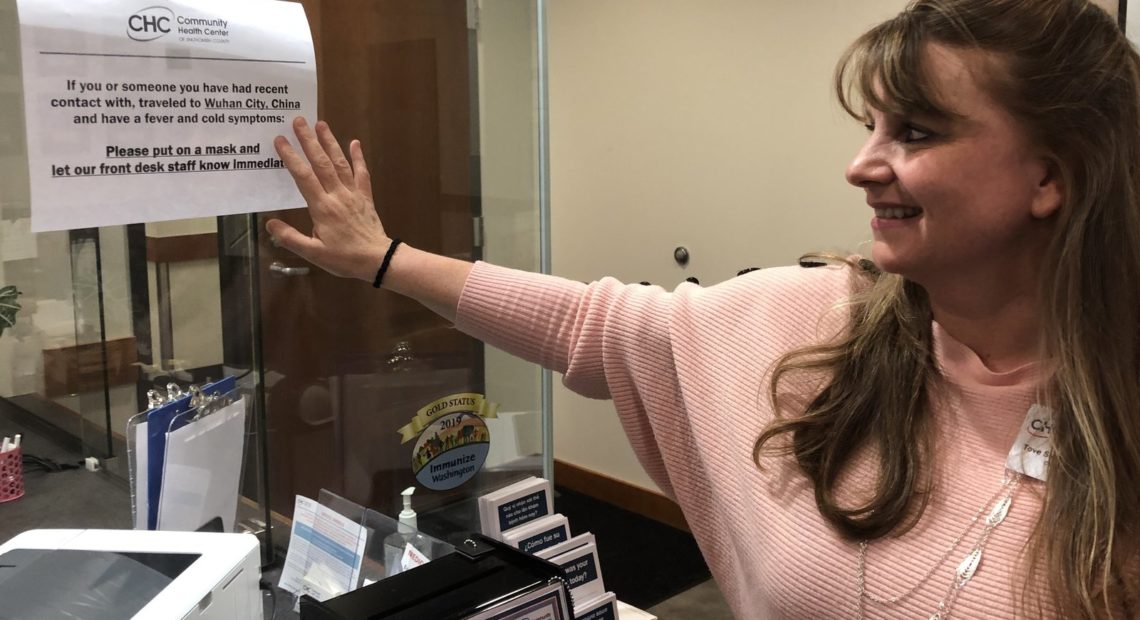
[555,459,691,533]
[42,337,138,398]
[261,0,482,522]
[145,233,218,263]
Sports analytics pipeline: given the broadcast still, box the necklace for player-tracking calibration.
[854,471,1023,620]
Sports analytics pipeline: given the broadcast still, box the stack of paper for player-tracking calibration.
[478,476,553,540]
[128,376,244,533]
[501,513,570,555]
[477,477,619,620]
[575,592,619,620]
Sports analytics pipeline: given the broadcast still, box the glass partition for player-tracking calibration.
[0,0,547,558]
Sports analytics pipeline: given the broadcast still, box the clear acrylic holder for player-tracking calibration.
[125,409,149,528]
[320,488,454,586]
[285,488,455,609]
[126,378,241,531]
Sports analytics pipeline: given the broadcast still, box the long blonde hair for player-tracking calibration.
[754,1,1140,617]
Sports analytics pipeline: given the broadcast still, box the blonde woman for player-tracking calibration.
[268,0,1140,617]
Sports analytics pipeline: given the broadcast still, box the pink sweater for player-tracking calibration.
[456,261,1054,619]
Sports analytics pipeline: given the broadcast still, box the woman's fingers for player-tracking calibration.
[271,118,386,281]
[350,140,374,201]
[291,117,343,193]
[266,218,324,262]
[274,135,327,208]
[315,121,356,189]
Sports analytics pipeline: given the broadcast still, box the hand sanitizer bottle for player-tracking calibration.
[383,486,432,577]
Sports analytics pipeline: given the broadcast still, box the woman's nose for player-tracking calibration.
[845,140,894,188]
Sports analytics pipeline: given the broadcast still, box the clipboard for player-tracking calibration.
[143,376,237,530]
[157,392,247,532]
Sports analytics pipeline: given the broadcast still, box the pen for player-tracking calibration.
[11,434,20,450]
[0,437,8,453]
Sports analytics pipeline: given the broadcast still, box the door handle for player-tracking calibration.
[269,261,310,277]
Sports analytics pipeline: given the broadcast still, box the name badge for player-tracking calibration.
[1005,404,1052,481]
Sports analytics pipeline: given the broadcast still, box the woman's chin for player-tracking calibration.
[869,245,920,278]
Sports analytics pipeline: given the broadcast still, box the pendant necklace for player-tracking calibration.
[854,471,1023,620]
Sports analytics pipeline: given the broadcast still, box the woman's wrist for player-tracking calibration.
[371,238,403,288]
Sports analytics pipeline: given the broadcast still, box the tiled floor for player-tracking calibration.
[648,578,734,619]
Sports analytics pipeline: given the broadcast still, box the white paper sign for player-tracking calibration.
[17,0,317,232]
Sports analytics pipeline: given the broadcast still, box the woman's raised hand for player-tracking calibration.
[268,117,389,282]
[268,116,474,320]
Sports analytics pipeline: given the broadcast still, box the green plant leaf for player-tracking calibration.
[0,285,22,336]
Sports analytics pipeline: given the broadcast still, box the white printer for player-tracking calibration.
[0,529,263,620]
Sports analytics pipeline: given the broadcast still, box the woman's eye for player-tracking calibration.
[902,125,931,143]
[863,123,875,133]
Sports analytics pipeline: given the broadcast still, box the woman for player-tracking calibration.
[268,0,1140,617]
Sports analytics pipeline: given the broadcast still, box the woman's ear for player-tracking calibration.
[1030,157,1063,219]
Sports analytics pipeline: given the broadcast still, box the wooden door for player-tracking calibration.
[258,0,483,521]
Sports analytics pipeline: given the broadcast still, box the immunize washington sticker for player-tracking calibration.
[400,393,498,491]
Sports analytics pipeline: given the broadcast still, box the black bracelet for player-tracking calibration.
[372,239,403,289]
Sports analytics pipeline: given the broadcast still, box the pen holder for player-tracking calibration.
[0,446,24,503]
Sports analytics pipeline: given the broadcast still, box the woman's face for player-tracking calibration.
[845,44,1061,284]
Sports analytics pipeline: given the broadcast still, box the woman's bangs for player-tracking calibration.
[836,15,951,122]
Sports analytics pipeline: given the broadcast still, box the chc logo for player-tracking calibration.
[1028,417,1053,439]
[127,6,174,41]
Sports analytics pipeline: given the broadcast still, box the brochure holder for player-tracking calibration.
[126,377,244,531]
[481,477,615,619]
[280,489,456,610]
[299,533,574,620]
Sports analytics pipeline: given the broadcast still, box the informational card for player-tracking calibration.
[535,532,595,561]
[279,495,368,603]
[502,513,570,555]
[16,0,317,231]
[479,476,554,540]
[549,541,605,603]
[575,592,618,620]
[464,581,570,620]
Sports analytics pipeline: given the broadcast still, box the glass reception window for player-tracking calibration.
[0,0,548,554]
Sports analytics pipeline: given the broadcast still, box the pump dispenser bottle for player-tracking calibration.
[383,486,432,576]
